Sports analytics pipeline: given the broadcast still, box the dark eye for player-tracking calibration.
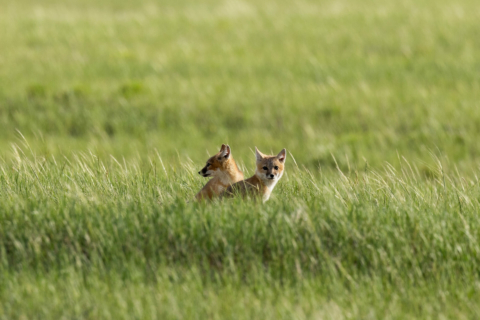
[274,166,279,170]
[207,163,211,167]
[262,166,268,170]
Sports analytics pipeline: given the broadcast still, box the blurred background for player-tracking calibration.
[1,0,479,173]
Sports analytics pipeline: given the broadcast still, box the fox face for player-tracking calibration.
[198,144,232,178]
[255,147,287,183]
[219,147,286,202]
[195,144,243,201]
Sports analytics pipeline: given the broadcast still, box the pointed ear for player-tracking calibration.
[255,147,265,162]
[219,144,227,152]
[220,144,231,159]
[276,148,287,163]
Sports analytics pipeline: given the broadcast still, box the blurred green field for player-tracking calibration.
[1,0,480,318]
[1,0,479,171]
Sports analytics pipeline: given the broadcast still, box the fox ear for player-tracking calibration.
[219,144,231,159]
[276,148,287,163]
[255,147,265,162]
[224,145,231,159]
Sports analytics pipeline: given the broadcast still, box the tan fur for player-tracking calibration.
[195,144,244,201]
[222,147,286,202]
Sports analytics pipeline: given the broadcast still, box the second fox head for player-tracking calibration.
[198,144,232,178]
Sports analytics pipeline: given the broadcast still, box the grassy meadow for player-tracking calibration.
[1,0,480,318]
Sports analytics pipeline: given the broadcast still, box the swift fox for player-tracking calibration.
[222,147,286,202]
[195,144,244,201]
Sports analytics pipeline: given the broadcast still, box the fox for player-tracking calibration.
[195,144,244,201]
[221,147,286,202]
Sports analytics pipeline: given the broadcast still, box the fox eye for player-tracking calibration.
[206,163,211,167]
[274,166,279,170]
[262,166,268,170]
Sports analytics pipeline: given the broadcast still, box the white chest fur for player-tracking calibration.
[256,170,282,202]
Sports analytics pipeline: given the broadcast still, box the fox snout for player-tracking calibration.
[267,174,275,179]
[198,167,210,177]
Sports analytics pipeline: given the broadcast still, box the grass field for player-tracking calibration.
[1,0,480,318]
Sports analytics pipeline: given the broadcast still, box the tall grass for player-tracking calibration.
[1,147,480,318]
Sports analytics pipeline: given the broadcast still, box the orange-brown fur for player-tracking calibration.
[222,147,286,202]
[195,144,244,201]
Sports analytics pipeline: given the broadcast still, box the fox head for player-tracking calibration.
[198,144,233,178]
[255,147,287,183]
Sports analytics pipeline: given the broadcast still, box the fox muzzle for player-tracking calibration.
[199,167,210,177]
